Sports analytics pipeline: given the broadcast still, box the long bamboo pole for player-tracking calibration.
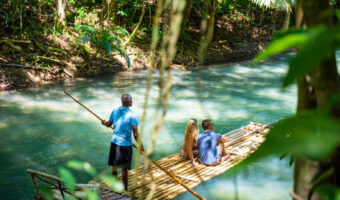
[64,91,206,200]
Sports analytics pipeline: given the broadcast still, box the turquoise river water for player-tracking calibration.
[2,53,339,200]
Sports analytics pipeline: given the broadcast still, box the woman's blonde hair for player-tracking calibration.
[184,119,199,143]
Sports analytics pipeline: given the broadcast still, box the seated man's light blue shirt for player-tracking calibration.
[109,106,139,146]
[198,131,222,165]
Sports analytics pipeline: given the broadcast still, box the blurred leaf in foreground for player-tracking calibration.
[255,30,308,60]
[284,25,339,87]
[66,160,97,176]
[58,167,76,194]
[86,190,99,200]
[315,184,340,200]
[255,25,340,87]
[99,175,124,193]
[241,110,340,166]
[37,186,53,200]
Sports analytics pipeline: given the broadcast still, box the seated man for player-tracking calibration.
[198,119,230,166]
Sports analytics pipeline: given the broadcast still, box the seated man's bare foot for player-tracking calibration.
[220,154,230,162]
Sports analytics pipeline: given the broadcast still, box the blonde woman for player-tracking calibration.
[180,119,199,167]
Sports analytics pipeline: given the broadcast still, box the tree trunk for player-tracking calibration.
[180,0,192,37]
[162,1,171,38]
[294,0,340,199]
[282,9,290,30]
[296,75,316,112]
[294,158,320,199]
[101,0,119,24]
[123,0,145,47]
[198,0,217,63]
[57,0,67,26]
[295,0,303,27]
[205,0,217,48]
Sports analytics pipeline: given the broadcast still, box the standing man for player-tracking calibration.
[198,119,230,166]
[101,93,144,192]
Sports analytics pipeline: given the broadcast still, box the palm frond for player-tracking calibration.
[250,0,294,11]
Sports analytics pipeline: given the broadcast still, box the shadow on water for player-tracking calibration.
[0,54,304,199]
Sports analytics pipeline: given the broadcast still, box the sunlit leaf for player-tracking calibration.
[250,0,292,11]
[112,26,130,37]
[58,167,76,194]
[66,160,97,176]
[99,175,124,192]
[336,10,340,21]
[86,190,99,200]
[284,26,337,86]
[256,33,308,60]
[240,110,340,167]
[272,28,306,40]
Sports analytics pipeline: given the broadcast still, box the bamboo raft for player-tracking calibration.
[99,121,272,200]
[28,93,276,199]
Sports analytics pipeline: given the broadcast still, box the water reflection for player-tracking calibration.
[0,54,305,199]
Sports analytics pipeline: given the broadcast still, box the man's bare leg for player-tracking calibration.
[112,166,118,177]
[122,169,128,192]
[218,143,230,162]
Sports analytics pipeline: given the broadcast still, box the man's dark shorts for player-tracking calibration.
[108,142,133,170]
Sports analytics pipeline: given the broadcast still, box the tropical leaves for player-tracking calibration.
[250,0,293,11]
[73,25,131,67]
[243,110,340,163]
[249,8,340,198]
[44,161,124,200]
[256,25,340,87]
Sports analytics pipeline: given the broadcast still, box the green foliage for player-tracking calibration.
[86,190,100,200]
[67,0,97,8]
[285,26,338,86]
[66,160,97,176]
[99,175,124,192]
[256,25,340,87]
[58,167,76,194]
[240,110,340,168]
[316,184,340,200]
[112,26,130,37]
[250,0,293,11]
[255,29,308,60]
[73,25,131,67]
[217,0,251,15]
[74,25,97,44]
[39,161,123,200]
[37,186,53,200]
[117,10,128,17]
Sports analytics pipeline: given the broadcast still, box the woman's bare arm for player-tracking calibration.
[186,134,196,167]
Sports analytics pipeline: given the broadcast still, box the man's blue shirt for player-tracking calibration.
[198,130,222,165]
[109,106,139,146]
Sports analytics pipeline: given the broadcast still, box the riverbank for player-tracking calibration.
[0,6,283,91]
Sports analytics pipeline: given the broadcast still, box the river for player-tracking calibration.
[3,53,335,199]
